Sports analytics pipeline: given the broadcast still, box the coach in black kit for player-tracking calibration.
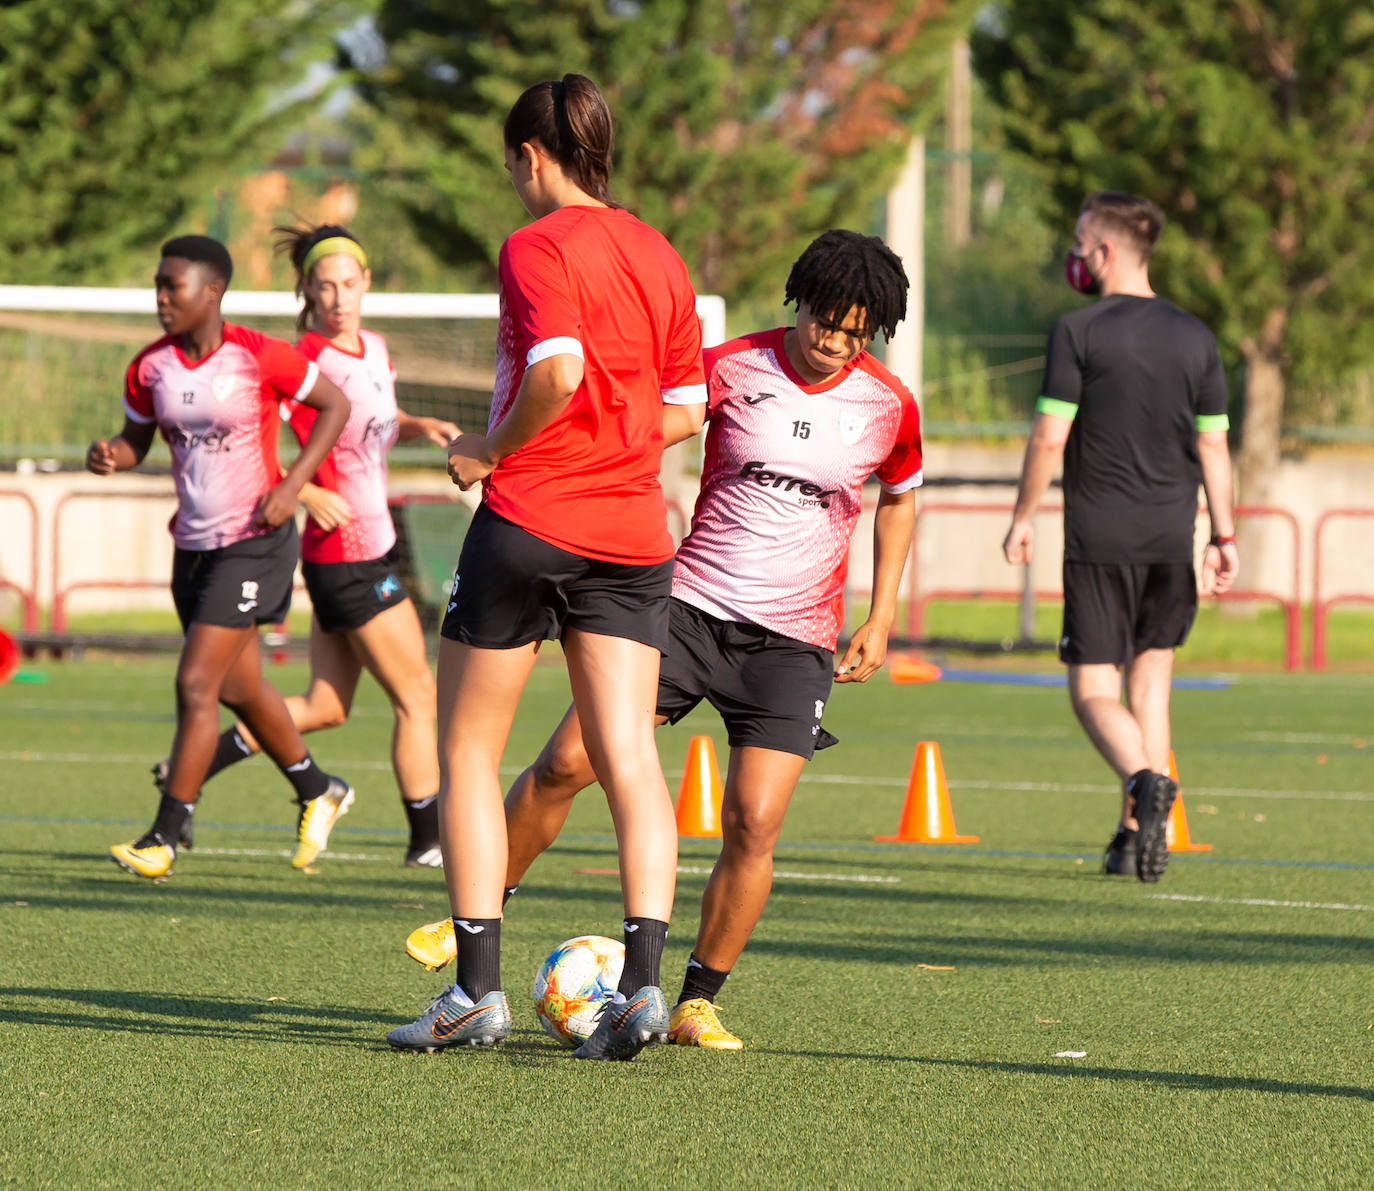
[1003,191,1239,883]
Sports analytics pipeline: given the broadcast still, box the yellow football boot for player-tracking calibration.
[668,998,743,1050]
[110,834,175,880]
[406,918,457,971]
[292,778,355,869]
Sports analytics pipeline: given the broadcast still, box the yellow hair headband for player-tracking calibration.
[302,236,368,276]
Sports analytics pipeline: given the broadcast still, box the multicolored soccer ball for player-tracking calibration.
[532,934,625,1045]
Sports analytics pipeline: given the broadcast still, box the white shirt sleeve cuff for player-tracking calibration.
[662,384,707,406]
[122,398,156,425]
[880,470,923,495]
[291,361,320,403]
[526,337,584,367]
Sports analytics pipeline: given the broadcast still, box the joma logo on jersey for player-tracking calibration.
[739,461,840,508]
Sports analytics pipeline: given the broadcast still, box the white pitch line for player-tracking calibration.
[177,848,899,884]
[1149,893,1374,914]
[4,750,1374,803]
[677,864,897,884]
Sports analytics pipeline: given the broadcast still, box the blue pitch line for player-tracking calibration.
[6,815,1372,872]
[935,668,1230,691]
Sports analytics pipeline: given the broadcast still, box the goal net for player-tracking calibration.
[0,286,725,642]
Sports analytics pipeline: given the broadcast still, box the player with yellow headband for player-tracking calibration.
[152,223,459,868]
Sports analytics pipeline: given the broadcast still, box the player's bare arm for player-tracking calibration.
[448,353,582,489]
[296,481,352,531]
[1004,411,1072,564]
[1197,427,1238,595]
[836,488,915,683]
[662,401,706,447]
[86,416,157,476]
[256,374,349,527]
[397,409,459,446]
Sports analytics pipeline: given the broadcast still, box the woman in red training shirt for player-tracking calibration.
[386,73,706,1061]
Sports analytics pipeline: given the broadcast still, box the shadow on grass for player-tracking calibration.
[763,1050,1374,1102]
[0,986,389,1045]
[746,928,1374,967]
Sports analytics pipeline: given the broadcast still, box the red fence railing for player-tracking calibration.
[1311,508,1374,671]
[0,488,40,633]
[907,501,1303,671]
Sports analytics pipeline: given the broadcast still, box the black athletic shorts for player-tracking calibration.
[657,598,834,759]
[302,550,409,634]
[170,520,297,633]
[440,504,674,651]
[1059,560,1198,666]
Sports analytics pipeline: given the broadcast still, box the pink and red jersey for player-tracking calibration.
[123,322,318,550]
[672,328,923,651]
[483,205,705,565]
[285,329,399,565]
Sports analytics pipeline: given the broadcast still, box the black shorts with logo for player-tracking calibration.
[440,504,673,651]
[302,550,409,634]
[170,520,297,632]
[1060,560,1198,666]
[657,598,834,759]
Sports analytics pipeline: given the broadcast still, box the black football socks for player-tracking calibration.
[402,794,439,851]
[618,917,669,996]
[454,917,502,1001]
[678,954,730,1006]
[280,752,331,802]
[204,726,254,782]
[150,792,192,847]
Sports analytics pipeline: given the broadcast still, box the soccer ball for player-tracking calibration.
[532,934,625,1046]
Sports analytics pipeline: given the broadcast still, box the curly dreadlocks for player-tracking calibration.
[783,230,908,342]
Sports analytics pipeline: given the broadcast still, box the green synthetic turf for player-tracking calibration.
[1,659,1371,1189]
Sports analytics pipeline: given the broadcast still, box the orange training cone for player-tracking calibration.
[675,735,723,838]
[876,741,979,843]
[1164,749,1212,853]
[889,655,943,685]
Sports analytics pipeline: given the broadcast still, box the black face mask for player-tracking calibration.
[1065,248,1101,295]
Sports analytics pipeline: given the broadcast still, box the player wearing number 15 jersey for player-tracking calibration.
[403,230,922,1051]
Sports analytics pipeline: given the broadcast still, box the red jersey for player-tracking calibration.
[671,329,923,651]
[483,205,705,564]
[285,329,399,564]
[123,322,318,550]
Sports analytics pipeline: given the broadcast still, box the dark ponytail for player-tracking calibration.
[271,222,365,332]
[503,73,616,204]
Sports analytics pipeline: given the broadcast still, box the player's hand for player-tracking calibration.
[1201,542,1239,596]
[835,620,889,683]
[447,433,496,490]
[1003,519,1034,565]
[420,417,460,447]
[301,486,352,531]
[86,440,116,476]
[253,481,298,528]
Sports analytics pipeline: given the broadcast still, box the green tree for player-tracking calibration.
[973,1,1374,502]
[0,0,361,284]
[355,0,978,307]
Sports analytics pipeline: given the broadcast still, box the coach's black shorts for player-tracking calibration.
[302,550,409,634]
[440,504,673,651]
[656,598,834,759]
[1060,560,1198,666]
[170,520,297,633]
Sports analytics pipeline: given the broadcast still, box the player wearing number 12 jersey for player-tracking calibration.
[403,230,922,1050]
[153,224,459,869]
[86,235,354,881]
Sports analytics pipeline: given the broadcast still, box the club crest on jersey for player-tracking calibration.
[839,411,866,446]
[210,374,245,404]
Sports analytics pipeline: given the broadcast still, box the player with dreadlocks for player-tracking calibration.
[401,228,923,1050]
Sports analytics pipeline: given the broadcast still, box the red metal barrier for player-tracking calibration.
[0,489,40,633]
[907,501,1060,639]
[908,500,1302,671]
[1311,508,1374,671]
